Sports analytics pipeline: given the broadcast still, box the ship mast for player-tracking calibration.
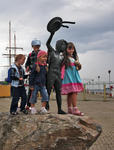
[9,21,11,67]
[3,21,23,66]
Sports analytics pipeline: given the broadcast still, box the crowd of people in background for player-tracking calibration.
[9,38,84,116]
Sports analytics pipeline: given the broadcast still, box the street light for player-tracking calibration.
[98,76,100,90]
[91,79,94,94]
[108,70,111,87]
[108,70,112,97]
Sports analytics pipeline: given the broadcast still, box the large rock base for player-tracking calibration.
[0,113,102,150]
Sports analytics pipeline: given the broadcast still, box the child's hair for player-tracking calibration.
[15,54,25,62]
[62,42,78,69]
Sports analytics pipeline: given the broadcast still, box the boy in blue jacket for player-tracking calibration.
[10,54,28,115]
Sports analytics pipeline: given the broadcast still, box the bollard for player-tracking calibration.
[103,84,106,101]
[83,84,86,101]
[109,86,112,97]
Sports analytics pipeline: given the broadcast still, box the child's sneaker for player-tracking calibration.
[10,112,18,115]
[40,107,47,114]
[31,107,37,114]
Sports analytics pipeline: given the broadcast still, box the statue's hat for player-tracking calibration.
[47,17,75,33]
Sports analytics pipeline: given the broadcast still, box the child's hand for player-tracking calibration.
[19,77,23,80]
[74,60,79,65]
[74,61,82,70]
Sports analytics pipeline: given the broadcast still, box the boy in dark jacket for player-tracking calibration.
[25,39,41,108]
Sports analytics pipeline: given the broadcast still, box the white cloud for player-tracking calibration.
[79,50,114,81]
[0,0,114,82]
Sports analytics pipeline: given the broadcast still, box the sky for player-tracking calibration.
[0,0,114,83]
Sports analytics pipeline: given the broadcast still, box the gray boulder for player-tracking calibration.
[0,113,102,150]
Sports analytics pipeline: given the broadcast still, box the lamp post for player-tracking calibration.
[98,76,100,90]
[108,70,111,88]
[91,79,94,94]
[108,70,112,97]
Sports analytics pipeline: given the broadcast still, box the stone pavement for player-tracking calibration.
[0,93,114,150]
[77,94,114,150]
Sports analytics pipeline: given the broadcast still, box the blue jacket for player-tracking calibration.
[10,64,27,87]
[29,64,47,87]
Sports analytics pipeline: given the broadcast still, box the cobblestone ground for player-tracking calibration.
[0,93,114,150]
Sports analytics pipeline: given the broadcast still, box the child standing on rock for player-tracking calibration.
[10,54,28,115]
[29,50,48,114]
[61,42,84,116]
[25,39,41,109]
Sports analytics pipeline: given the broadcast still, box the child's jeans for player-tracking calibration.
[30,85,48,104]
[10,86,27,113]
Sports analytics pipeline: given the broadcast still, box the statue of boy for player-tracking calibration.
[46,32,67,114]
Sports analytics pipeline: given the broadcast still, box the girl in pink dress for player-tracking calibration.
[61,42,84,116]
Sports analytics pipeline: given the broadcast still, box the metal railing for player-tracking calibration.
[82,82,114,101]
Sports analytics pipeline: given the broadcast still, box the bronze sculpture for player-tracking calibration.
[46,17,75,114]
